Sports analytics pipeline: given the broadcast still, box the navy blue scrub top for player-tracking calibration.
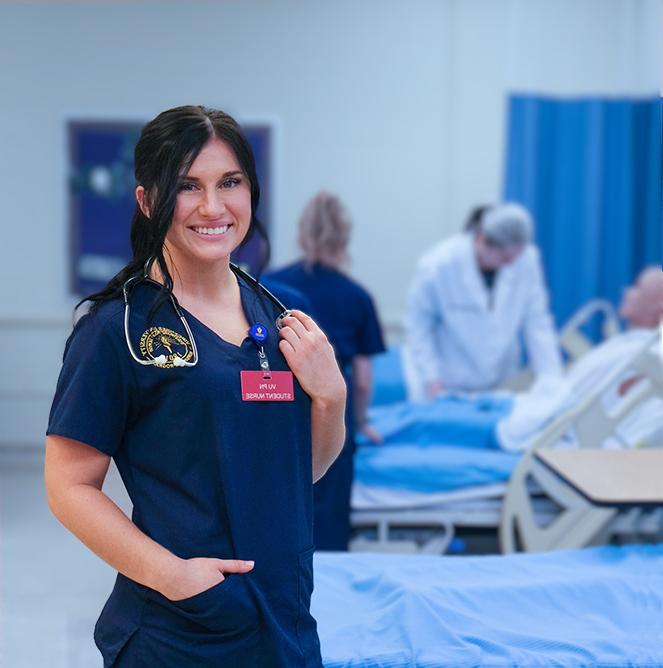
[265,262,385,370]
[47,276,322,667]
[259,278,315,319]
[266,262,385,442]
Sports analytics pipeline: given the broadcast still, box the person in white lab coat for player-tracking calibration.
[404,203,562,401]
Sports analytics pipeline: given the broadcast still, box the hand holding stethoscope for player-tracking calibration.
[277,310,346,406]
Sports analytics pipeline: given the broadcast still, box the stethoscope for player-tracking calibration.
[122,257,291,367]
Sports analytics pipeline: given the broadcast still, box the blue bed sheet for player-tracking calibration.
[354,444,520,493]
[313,545,663,667]
[361,395,512,449]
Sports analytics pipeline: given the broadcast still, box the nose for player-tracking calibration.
[198,187,227,218]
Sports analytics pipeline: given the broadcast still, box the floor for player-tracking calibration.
[1,446,131,668]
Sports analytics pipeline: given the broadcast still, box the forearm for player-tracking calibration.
[353,384,370,429]
[48,483,179,592]
[311,392,346,483]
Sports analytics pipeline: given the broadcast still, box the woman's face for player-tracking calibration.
[163,136,252,266]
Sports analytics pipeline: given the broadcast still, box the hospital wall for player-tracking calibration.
[0,0,658,448]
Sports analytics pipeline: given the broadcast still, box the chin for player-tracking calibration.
[198,249,236,264]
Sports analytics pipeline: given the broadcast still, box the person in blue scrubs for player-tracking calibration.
[266,191,385,551]
[44,106,346,667]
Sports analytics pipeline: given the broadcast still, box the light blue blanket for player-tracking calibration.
[313,545,663,667]
[354,444,520,493]
[361,395,512,450]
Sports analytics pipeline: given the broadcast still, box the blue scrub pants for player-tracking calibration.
[313,445,354,551]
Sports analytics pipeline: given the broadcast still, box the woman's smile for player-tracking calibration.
[190,223,233,237]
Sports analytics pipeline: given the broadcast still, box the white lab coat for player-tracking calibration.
[403,234,562,400]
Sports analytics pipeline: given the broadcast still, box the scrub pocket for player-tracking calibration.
[94,574,149,668]
[151,573,261,635]
[296,545,321,659]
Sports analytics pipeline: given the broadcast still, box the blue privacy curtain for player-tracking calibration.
[503,94,661,329]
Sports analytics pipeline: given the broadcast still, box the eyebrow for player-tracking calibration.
[181,170,244,182]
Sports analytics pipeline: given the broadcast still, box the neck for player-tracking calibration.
[473,243,489,272]
[151,247,237,306]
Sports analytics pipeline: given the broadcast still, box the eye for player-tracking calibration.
[221,177,242,189]
[178,181,198,192]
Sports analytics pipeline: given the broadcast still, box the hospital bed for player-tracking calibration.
[313,544,663,667]
[350,395,523,553]
[352,330,662,554]
[500,298,622,391]
[500,329,663,553]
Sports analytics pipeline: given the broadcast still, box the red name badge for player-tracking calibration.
[240,371,295,402]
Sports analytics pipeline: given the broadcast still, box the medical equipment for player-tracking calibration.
[122,257,290,367]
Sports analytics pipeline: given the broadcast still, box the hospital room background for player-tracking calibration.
[1,1,662,667]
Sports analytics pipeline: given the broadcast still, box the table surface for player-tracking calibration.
[534,449,663,506]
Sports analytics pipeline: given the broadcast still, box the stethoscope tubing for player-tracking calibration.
[122,259,289,368]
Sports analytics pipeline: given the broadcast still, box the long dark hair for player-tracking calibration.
[80,105,269,315]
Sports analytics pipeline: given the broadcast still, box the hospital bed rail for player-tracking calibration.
[559,298,621,363]
[499,299,621,392]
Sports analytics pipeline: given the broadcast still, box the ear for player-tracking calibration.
[136,186,150,218]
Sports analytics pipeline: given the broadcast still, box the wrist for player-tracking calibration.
[147,551,184,595]
[311,383,347,412]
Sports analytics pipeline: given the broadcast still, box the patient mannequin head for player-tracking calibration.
[619,266,663,328]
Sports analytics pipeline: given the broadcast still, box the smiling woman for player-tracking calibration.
[137,138,252,266]
[44,105,346,667]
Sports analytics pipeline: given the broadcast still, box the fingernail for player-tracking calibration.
[244,560,255,567]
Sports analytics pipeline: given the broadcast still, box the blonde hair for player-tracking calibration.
[298,191,351,268]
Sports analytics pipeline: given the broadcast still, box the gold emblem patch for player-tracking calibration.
[139,327,193,368]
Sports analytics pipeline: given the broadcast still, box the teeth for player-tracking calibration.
[193,225,230,236]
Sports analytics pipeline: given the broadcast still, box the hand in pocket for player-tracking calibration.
[161,556,255,602]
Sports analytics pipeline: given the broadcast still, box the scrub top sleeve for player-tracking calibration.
[46,312,136,457]
[357,292,386,356]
